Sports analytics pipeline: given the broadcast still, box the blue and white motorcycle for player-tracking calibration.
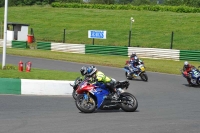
[181,66,200,86]
[124,60,148,82]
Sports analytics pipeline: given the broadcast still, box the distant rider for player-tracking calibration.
[130,52,137,60]
[86,65,118,99]
[182,61,194,85]
[126,56,141,77]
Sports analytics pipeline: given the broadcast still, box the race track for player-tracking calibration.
[0,55,200,133]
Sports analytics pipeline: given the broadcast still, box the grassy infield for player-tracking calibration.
[0,6,199,80]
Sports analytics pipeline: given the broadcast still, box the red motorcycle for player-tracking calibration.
[75,80,138,113]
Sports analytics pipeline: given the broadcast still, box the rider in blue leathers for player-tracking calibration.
[127,56,141,77]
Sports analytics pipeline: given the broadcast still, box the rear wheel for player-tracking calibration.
[75,94,96,113]
[196,77,200,85]
[120,92,138,112]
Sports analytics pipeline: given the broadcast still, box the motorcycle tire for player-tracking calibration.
[120,92,138,112]
[125,72,132,80]
[75,94,96,113]
[196,77,200,85]
[72,90,78,100]
[140,72,148,82]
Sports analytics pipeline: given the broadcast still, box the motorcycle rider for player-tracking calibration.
[127,56,141,77]
[130,52,137,60]
[80,66,94,82]
[182,61,194,85]
[80,66,87,77]
[86,65,118,99]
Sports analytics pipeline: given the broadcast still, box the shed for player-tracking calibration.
[7,22,29,41]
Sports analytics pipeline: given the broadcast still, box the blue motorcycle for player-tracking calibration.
[181,66,200,86]
[124,60,148,82]
[75,80,138,113]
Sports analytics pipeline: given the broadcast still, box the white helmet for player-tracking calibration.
[184,61,189,68]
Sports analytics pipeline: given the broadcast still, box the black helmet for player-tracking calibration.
[130,52,137,58]
[87,65,97,76]
[80,66,87,76]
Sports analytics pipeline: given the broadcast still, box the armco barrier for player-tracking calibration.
[51,43,85,54]
[0,39,12,48]
[180,50,200,61]
[12,40,27,48]
[37,42,51,50]
[85,44,128,56]
[128,47,180,60]
[1,39,200,62]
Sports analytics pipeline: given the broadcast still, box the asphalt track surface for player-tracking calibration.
[0,55,200,133]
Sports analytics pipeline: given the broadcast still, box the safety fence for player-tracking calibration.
[51,43,85,54]
[128,47,180,61]
[180,50,200,62]
[12,40,27,48]
[85,45,128,56]
[0,39,200,62]
[37,41,51,50]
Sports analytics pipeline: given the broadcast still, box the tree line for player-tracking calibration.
[0,0,199,8]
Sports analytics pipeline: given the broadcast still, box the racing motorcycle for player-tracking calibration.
[181,66,200,86]
[123,59,148,82]
[75,80,138,113]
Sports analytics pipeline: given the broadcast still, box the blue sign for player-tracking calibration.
[88,30,106,39]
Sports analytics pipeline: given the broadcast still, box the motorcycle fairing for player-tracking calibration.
[91,87,110,108]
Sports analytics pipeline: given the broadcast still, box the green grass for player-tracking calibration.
[0,6,199,50]
[0,63,80,80]
[0,6,199,80]
[1,48,200,79]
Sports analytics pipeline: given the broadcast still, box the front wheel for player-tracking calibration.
[120,92,138,112]
[75,94,96,113]
[125,72,132,80]
[72,90,78,100]
[140,72,148,82]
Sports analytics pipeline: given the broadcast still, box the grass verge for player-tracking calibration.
[0,64,80,80]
